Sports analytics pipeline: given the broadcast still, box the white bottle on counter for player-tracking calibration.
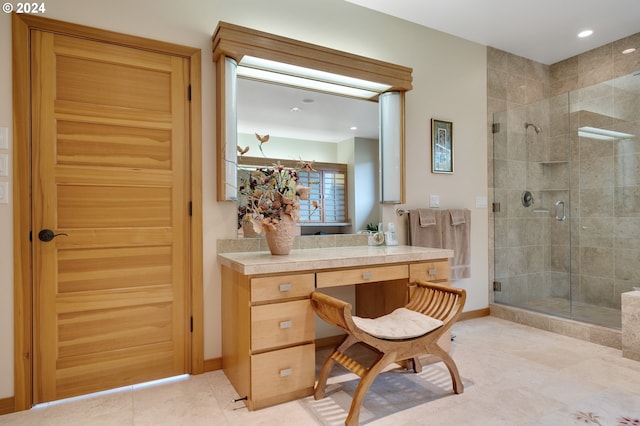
[385,222,398,246]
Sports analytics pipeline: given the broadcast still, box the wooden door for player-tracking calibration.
[31,30,191,403]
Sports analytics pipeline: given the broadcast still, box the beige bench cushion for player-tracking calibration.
[352,307,443,340]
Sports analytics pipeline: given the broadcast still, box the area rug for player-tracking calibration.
[299,362,471,426]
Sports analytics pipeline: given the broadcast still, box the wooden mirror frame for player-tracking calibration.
[212,22,413,201]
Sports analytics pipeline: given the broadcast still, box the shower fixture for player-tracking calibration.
[524,122,543,134]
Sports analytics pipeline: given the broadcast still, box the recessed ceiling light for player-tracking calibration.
[622,48,636,55]
[350,126,358,131]
[578,29,593,38]
[290,107,301,112]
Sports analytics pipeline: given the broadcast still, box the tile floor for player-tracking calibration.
[2,316,640,425]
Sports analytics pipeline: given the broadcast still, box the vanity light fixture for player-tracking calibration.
[578,29,593,38]
[237,55,392,99]
[223,57,238,200]
[237,65,381,99]
[379,91,404,203]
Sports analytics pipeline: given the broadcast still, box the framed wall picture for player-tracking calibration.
[431,119,453,174]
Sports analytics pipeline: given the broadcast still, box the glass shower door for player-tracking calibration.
[494,72,640,329]
[492,94,573,319]
[564,72,640,329]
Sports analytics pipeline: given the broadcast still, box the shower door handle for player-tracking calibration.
[555,200,566,221]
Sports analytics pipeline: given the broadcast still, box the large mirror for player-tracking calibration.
[236,77,380,235]
[213,22,413,235]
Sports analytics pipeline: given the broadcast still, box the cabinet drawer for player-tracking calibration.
[251,300,315,352]
[409,260,449,282]
[251,343,315,403]
[316,264,408,288]
[251,273,314,303]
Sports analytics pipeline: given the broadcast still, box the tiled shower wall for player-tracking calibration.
[487,48,553,306]
[487,32,640,310]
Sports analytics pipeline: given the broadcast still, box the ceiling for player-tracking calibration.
[238,0,640,143]
[345,0,640,65]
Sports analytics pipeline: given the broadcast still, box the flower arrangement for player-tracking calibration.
[239,163,295,232]
[237,133,318,237]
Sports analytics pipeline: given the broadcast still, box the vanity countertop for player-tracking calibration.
[217,245,453,275]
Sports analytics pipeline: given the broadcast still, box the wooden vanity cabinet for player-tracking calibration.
[221,267,316,410]
[409,260,450,283]
[353,260,451,318]
[219,247,453,411]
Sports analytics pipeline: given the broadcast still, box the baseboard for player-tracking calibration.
[0,396,14,415]
[203,357,222,373]
[460,307,490,321]
[315,334,345,349]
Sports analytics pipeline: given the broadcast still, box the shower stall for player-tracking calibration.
[492,71,640,329]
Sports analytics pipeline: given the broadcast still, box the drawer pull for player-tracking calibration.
[428,269,438,276]
[279,283,292,292]
[280,368,292,377]
[362,272,373,280]
[279,320,292,329]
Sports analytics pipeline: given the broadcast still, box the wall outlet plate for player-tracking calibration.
[429,194,440,208]
[476,195,488,208]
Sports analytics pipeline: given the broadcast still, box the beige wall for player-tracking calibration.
[0,0,488,399]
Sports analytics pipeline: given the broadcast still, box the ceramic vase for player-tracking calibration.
[264,214,297,255]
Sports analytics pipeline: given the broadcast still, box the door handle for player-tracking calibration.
[554,200,566,221]
[38,229,68,242]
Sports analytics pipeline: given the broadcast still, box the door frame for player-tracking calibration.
[11,14,204,411]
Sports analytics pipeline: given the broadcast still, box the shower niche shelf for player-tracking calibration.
[538,160,568,165]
